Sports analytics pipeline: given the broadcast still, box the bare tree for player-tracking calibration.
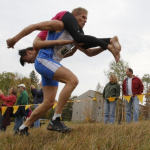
[82,101,93,122]
[104,59,129,84]
[94,82,104,122]
[142,74,150,120]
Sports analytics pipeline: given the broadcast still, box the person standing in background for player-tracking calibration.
[13,84,28,134]
[103,74,120,124]
[31,82,43,128]
[0,87,17,131]
[122,68,144,123]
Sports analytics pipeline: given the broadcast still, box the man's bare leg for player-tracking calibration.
[19,66,78,134]
[19,86,57,134]
[110,36,121,52]
[46,66,78,132]
[21,66,77,124]
[53,66,78,114]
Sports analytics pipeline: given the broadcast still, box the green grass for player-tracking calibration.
[1,121,150,150]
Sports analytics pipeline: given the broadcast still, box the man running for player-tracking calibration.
[18,27,107,135]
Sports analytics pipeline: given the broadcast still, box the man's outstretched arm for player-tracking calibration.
[6,20,64,48]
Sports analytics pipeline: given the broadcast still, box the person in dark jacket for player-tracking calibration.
[13,84,28,134]
[103,74,120,124]
[122,68,144,122]
[0,87,17,131]
[31,82,43,128]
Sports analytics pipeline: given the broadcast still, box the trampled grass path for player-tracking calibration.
[0,121,150,150]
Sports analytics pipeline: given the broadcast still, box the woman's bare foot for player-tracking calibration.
[110,36,121,52]
[107,44,120,62]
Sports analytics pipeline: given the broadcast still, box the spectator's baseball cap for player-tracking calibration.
[18,84,25,88]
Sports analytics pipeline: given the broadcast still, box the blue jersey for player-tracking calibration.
[41,30,74,62]
[35,30,74,87]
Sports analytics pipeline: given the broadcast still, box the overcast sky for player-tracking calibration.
[1,0,150,99]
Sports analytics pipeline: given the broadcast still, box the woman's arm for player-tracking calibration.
[0,94,16,102]
[63,45,78,58]
[32,89,43,97]
[33,37,75,50]
[6,20,64,48]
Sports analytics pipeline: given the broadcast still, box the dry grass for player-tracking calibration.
[0,121,150,150]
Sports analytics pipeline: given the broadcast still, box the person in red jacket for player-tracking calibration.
[0,87,17,131]
[122,68,144,122]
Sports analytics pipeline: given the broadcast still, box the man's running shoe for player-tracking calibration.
[19,127,29,136]
[47,117,72,133]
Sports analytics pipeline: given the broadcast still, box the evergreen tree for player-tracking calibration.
[30,70,39,88]
[29,70,39,103]
[94,82,104,122]
[42,108,54,119]
[62,96,77,121]
[94,82,103,96]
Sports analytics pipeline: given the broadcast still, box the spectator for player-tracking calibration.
[25,106,32,120]
[13,84,28,134]
[122,68,144,123]
[31,82,43,128]
[0,87,17,131]
[103,74,120,124]
[25,106,34,128]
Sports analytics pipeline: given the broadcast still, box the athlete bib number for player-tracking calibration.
[56,45,72,58]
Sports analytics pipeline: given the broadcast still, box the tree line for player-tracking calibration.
[0,70,76,121]
[0,70,39,105]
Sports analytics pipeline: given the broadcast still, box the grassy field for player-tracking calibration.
[0,120,150,150]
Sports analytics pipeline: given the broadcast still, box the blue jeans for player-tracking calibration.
[13,113,24,131]
[125,96,139,122]
[104,100,116,124]
[34,105,40,128]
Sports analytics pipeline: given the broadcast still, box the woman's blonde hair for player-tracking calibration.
[110,74,119,84]
[72,7,88,15]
